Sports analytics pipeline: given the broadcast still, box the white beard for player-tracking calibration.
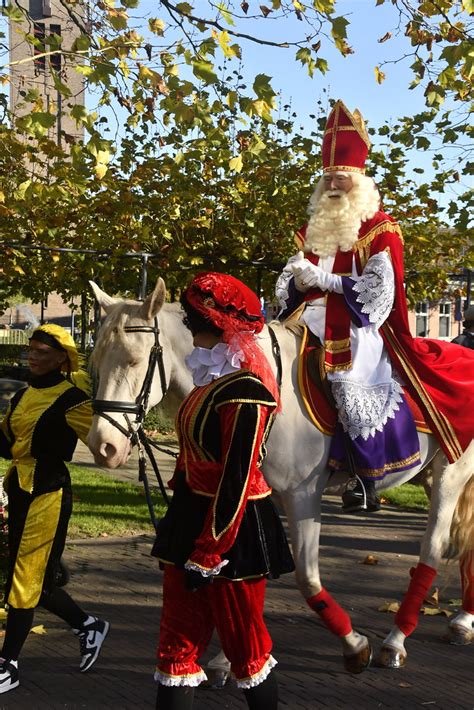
[305,175,380,258]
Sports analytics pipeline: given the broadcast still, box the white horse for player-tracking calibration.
[87,277,474,674]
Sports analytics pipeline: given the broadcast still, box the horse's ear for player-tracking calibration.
[89,281,119,314]
[140,277,166,321]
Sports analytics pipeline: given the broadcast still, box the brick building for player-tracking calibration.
[9,0,85,146]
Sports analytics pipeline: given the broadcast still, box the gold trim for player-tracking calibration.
[297,326,334,435]
[329,101,339,167]
[325,125,360,134]
[356,451,422,478]
[295,230,305,249]
[323,165,366,174]
[325,338,351,353]
[324,360,353,373]
[211,404,261,541]
[355,221,403,252]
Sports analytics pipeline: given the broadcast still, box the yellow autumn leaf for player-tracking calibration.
[95,164,108,180]
[13,264,26,275]
[378,600,400,613]
[374,66,386,84]
[362,554,378,565]
[96,150,110,165]
[0,190,4,203]
[0,607,7,621]
[424,587,439,607]
[31,624,47,634]
[421,606,453,617]
[229,154,243,173]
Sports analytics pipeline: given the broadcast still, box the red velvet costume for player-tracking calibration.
[153,369,294,687]
[295,211,474,463]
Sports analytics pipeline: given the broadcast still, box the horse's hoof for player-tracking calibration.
[202,669,230,689]
[343,642,372,674]
[374,645,407,669]
[443,624,473,646]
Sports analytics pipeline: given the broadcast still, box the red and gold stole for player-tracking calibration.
[302,250,354,372]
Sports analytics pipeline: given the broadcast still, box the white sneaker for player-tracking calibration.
[74,618,110,673]
[0,660,19,694]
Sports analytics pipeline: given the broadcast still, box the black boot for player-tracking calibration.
[156,684,195,710]
[243,672,278,710]
[342,476,380,513]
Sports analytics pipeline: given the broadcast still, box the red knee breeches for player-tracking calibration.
[156,565,274,687]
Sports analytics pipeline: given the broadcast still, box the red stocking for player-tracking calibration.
[460,550,474,614]
[306,588,352,637]
[395,562,437,637]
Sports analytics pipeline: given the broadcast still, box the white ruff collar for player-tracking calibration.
[185,342,244,386]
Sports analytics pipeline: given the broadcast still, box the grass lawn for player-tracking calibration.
[0,460,167,538]
[0,460,429,540]
[381,483,429,510]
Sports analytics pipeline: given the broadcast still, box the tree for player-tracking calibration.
[0,1,472,308]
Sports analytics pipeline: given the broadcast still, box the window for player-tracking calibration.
[439,302,451,338]
[415,301,429,337]
[50,24,61,72]
[33,22,46,73]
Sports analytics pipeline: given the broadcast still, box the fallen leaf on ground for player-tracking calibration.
[399,682,412,688]
[447,599,462,606]
[31,625,47,635]
[421,606,453,617]
[424,587,439,606]
[362,554,378,565]
[378,601,400,613]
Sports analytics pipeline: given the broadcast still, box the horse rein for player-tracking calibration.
[92,316,172,522]
[268,325,283,389]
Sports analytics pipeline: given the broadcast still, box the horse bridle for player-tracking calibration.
[92,317,168,440]
[92,316,172,518]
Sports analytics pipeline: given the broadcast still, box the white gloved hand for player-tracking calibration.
[290,255,344,294]
[283,251,305,272]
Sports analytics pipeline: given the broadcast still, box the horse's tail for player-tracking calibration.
[450,443,474,558]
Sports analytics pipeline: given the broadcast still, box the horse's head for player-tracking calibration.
[87,277,193,468]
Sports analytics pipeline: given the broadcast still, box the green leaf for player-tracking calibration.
[316,57,328,74]
[252,74,276,101]
[52,71,72,98]
[148,18,165,35]
[331,15,349,40]
[216,2,235,25]
[192,59,218,84]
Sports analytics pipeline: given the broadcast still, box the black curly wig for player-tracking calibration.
[180,292,224,338]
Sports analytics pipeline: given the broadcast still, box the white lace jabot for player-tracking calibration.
[185,342,244,386]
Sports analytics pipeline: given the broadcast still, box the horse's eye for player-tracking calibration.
[112,326,118,334]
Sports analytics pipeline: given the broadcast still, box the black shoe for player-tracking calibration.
[0,660,19,694]
[342,478,380,513]
[74,617,110,673]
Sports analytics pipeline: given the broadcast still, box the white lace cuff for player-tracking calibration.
[275,269,294,310]
[184,559,229,577]
[351,251,395,327]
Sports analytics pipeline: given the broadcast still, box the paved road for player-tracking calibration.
[1,443,472,709]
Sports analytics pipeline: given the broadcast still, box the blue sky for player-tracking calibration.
[235,0,425,130]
